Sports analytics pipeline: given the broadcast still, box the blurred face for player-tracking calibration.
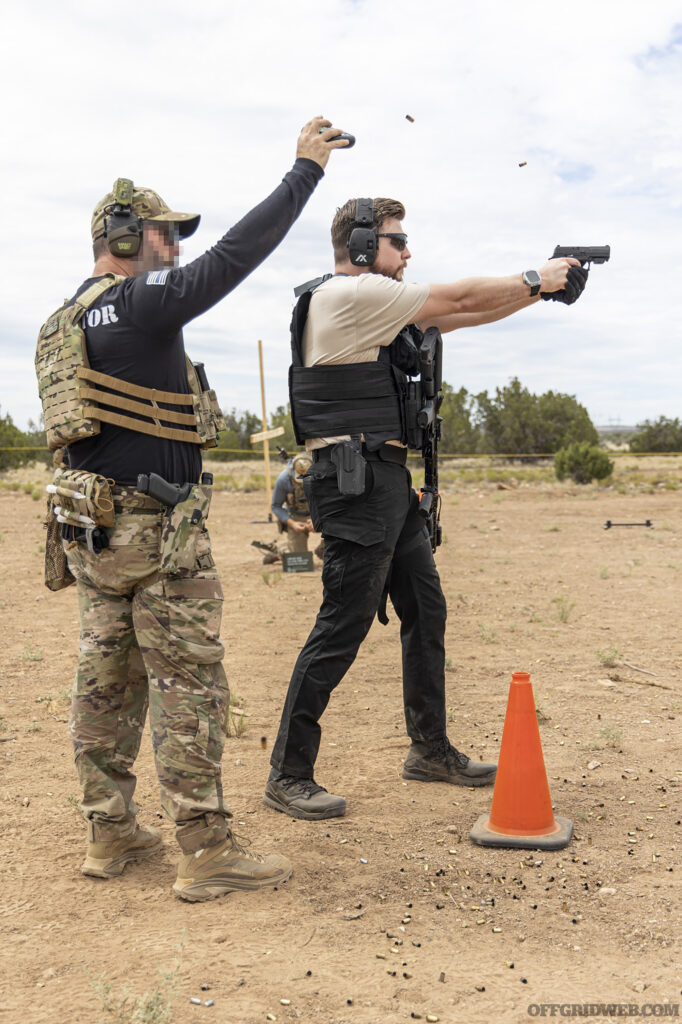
[134,221,180,271]
[372,216,411,281]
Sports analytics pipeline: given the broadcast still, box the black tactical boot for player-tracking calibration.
[263,774,346,820]
[402,739,497,787]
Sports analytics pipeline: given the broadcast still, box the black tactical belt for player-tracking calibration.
[312,443,407,466]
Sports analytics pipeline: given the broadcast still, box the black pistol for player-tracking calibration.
[552,245,610,267]
[137,473,193,507]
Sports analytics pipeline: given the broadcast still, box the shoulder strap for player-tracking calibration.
[290,273,335,366]
[66,274,126,325]
[290,291,314,367]
[293,273,333,299]
[39,274,124,340]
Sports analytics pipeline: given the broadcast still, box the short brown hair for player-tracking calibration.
[92,234,109,260]
[331,197,406,262]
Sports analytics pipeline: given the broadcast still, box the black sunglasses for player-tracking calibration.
[377,232,408,251]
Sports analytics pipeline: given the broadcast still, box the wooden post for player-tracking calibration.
[249,342,285,523]
[257,340,272,522]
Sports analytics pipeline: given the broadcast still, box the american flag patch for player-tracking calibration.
[146,269,170,286]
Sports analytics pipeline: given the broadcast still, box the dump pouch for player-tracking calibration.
[159,483,213,574]
[330,440,366,496]
[43,496,75,592]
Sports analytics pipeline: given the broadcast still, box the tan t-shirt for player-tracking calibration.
[302,274,430,450]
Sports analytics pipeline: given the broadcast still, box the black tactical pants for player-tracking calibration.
[270,452,447,778]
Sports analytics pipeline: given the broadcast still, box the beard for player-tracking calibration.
[370,262,405,282]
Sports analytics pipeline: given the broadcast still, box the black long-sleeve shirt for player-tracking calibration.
[67,157,323,485]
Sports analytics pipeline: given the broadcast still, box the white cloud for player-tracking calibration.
[2,0,681,429]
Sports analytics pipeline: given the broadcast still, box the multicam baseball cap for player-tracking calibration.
[292,453,312,476]
[91,180,200,242]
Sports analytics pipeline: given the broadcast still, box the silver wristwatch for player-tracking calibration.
[522,270,542,296]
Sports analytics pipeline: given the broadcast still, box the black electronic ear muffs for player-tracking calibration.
[105,178,143,257]
[348,197,376,266]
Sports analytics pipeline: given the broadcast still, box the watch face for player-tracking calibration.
[524,270,541,287]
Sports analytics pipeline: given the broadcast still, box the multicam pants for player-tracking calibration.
[64,504,230,853]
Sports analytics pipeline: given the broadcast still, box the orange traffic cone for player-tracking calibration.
[470,672,573,850]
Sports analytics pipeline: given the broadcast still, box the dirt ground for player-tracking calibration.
[0,467,680,1024]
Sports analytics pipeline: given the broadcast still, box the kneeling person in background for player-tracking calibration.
[262,453,324,564]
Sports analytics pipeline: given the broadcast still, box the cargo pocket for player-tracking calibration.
[161,575,224,664]
[195,529,215,570]
[321,516,386,547]
[312,463,387,547]
[157,699,213,774]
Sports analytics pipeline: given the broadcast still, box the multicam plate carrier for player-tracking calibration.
[35,273,225,451]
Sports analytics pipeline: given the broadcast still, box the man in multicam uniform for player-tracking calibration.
[49,117,349,902]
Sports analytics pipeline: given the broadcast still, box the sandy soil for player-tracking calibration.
[0,473,680,1024]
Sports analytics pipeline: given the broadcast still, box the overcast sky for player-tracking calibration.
[2,0,681,432]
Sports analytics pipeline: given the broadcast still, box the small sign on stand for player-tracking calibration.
[281,552,314,573]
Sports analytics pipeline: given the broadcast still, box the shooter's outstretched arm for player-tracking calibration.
[419,295,538,335]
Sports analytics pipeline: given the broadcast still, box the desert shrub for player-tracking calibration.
[629,416,682,453]
[0,409,29,471]
[210,408,264,462]
[554,442,614,484]
[475,378,598,454]
[439,384,480,454]
[0,412,49,471]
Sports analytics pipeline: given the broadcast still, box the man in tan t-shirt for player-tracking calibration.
[264,197,586,821]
